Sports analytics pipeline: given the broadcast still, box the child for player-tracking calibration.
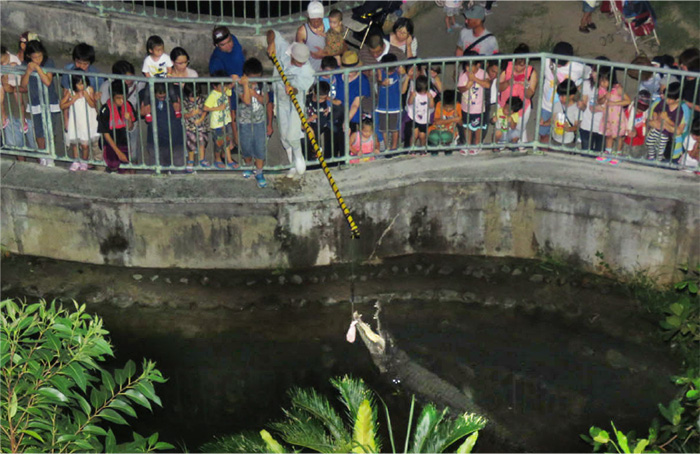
[320,9,347,64]
[578,57,608,153]
[428,65,443,104]
[375,54,402,153]
[142,35,172,78]
[304,80,332,162]
[443,1,464,33]
[97,81,135,173]
[1,45,25,130]
[205,70,239,169]
[60,72,100,171]
[621,90,651,159]
[681,117,699,172]
[144,83,184,168]
[493,96,524,149]
[428,89,461,155]
[457,52,490,155]
[406,75,435,149]
[237,58,271,188]
[182,83,210,173]
[598,66,631,155]
[349,117,380,163]
[646,82,690,163]
[546,80,580,149]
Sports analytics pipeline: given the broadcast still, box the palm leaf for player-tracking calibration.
[422,412,488,453]
[331,375,374,422]
[271,407,341,452]
[288,386,348,444]
[260,429,287,453]
[409,404,443,453]
[351,399,378,453]
[199,431,269,453]
[455,431,479,453]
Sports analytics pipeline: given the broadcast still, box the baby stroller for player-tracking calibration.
[610,0,660,53]
[344,1,403,48]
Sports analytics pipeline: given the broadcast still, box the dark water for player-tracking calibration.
[1,255,679,452]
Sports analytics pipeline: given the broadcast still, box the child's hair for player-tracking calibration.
[514,43,530,64]
[23,40,47,64]
[71,71,89,91]
[461,51,480,72]
[637,89,651,106]
[146,35,165,54]
[1,45,6,55]
[690,116,700,136]
[112,60,135,75]
[552,41,574,66]
[72,43,95,64]
[170,47,190,63]
[183,82,197,100]
[598,65,619,87]
[366,33,384,50]
[381,53,398,65]
[557,79,578,97]
[588,56,610,89]
[442,89,457,106]
[154,82,167,95]
[505,96,524,113]
[321,56,339,70]
[665,82,681,100]
[210,69,229,87]
[316,80,331,97]
[110,80,125,97]
[486,59,501,71]
[429,65,441,75]
[361,117,373,129]
[243,57,263,76]
[415,75,429,93]
[328,9,343,21]
[679,47,700,72]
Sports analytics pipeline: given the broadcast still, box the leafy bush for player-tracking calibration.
[0,299,173,453]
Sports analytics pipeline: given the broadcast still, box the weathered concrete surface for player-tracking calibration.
[2,153,698,284]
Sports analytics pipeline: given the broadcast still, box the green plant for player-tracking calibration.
[200,375,487,453]
[0,299,173,453]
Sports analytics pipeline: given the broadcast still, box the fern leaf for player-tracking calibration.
[352,400,378,453]
[260,429,286,453]
[456,431,479,453]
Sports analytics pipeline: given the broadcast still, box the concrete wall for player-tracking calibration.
[2,155,698,284]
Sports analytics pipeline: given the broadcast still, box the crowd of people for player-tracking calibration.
[1,0,699,183]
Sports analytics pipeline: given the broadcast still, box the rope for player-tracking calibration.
[269,52,360,239]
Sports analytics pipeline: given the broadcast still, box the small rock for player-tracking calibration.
[278,276,286,285]
[179,278,189,284]
[132,274,143,281]
[529,274,544,283]
[200,276,210,286]
[503,298,517,309]
[581,346,595,357]
[330,273,339,281]
[472,269,485,279]
[404,267,410,274]
[391,266,399,275]
[359,275,368,282]
[426,264,435,274]
[512,268,523,276]
[321,297,338,306]
[309,276,319,284]
[438,266,454,276]
[246,280,256,286]
[150,275,159,282]
[165,278,172,284]
[320,275,326,283]
[377,269,388,278]
[483,296,498,306]
[290,275,303,285]
[415,264,423,271]
[113,295,134,309]
[501,265,512,274]
[462,292,477,303]
[463,266,473,276]
[605,349,627,369]
[266,279,272,284]
[296,299,308,308]
[558,277,567,286]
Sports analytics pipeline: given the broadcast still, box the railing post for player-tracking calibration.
[149,79,161,174]
[532,53,546,155]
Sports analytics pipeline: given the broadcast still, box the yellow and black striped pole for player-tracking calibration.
[270,52,360,239]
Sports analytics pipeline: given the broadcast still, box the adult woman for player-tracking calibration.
[389,18,417,58]
[170,47,198,79]
[498,43,538,142]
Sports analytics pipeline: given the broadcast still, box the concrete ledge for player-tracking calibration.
[2,154,698,284]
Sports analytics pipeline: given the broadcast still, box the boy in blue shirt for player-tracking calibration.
[375,53,403,152]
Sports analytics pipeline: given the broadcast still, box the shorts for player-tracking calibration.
[32,111,61,140]
[104,143,129,172]
[409,121,428,134]
[444,6,461,16]
[462,111,486,131]
[186,129,209,152]
[496,128,521,143]
[239,121,266,161]
[212,123,234,152]
[377,112,401,132]
[622,143,645,159]
[539,109,553,136]
[582,1,596,13]
[428,129,455,146]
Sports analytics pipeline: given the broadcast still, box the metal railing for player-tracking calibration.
[1,53,698,174]
[77,1,362,35]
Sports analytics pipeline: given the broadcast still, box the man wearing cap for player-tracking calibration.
[296,1,326,72]
[336,50,371,134]
[267,29,315,177]
[455,4,499,56]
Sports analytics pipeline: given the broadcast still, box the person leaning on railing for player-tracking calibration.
[97,81,135,174]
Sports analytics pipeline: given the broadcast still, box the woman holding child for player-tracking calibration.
[498,43,538,142]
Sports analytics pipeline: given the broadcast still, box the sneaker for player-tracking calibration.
[79,162,89,171]
[69,161,81,172]
[608,159,620,166]
[255,173,267,188]
[459,149,470,156]
[286,167,298,178]
[587,22,597,30]
[596,156,611,163]
[242,170,254,179]
[145,113,152,123]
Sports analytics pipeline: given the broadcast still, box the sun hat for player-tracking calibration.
[307,1,324,19]
[341,50,359,67]
[212,26,231,45]
[463,5,485,20]
[287,42,310,64]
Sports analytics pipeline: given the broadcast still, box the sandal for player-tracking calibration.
[186,160,195,174]
[214,161,226,169]
[587,22,597,30]
[596,156,611,163]
[579,26,590,34]
[608,159,619,166]
[227,160,240,169]
[199,159,211,168]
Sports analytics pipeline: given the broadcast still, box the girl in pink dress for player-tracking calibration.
[598,67,631,153]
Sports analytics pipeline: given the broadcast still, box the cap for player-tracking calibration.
[307,1,324,19]
[341,50,359,67]
[287,42,310,64]
[212,26,231,45]
[20,31,39,43]
[463,5,485,20]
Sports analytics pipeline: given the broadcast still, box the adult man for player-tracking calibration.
[455,5,499,56]
[209,26,245,151]
[267,29,315,177]
[296,1,326,71]
[358,32,406,78]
